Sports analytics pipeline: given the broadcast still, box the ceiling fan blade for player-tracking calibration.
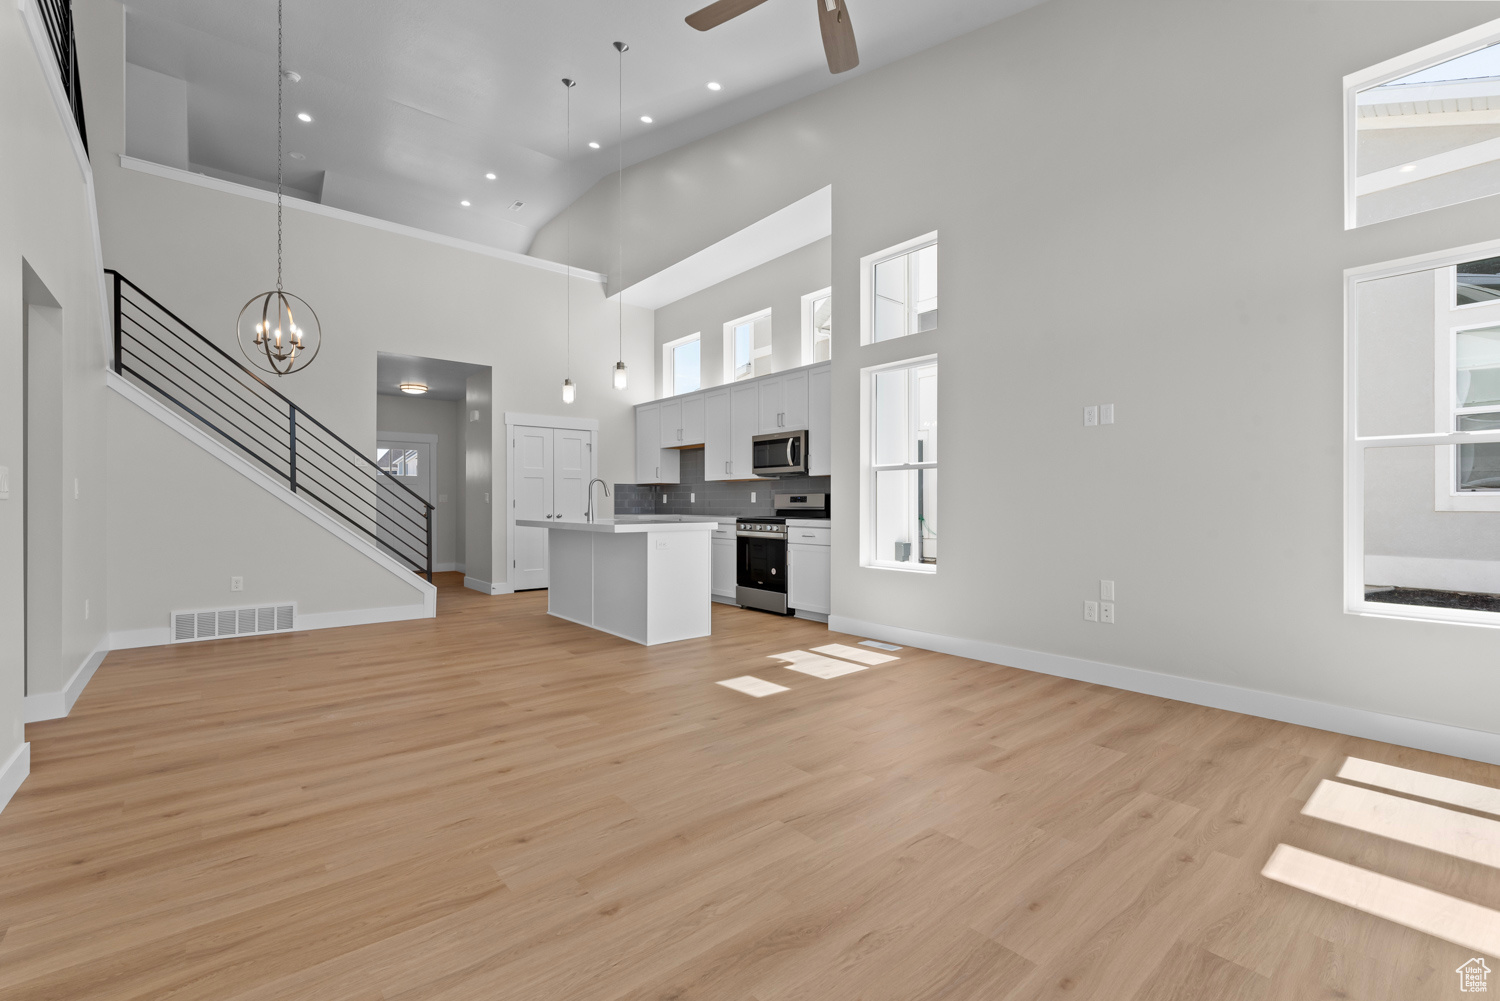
[685,0,774,31]
[816,0,859,73]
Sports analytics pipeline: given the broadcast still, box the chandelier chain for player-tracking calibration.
[276,0,284,292]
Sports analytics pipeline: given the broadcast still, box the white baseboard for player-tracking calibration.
[465,577,513,596]
[23,639,109,723]
[1365,555,1500,595]
[828,614,1500,767]
[433,562,465,573]
[0,742,31,816]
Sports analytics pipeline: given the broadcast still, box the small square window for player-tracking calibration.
[663,334,700,397]
[861,234,938,344]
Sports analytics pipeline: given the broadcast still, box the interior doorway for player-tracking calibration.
[22,261,63,701]
[375,432,436,572]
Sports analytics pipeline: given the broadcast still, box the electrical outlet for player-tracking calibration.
[1100,579,1115,601]
[1084,600,1099,621]
[750,491,757,503]
[655,538,668,549]
[484,492,490,504]
[73,477,80,499]
[1101,602,1116,624]
[690,492,695,503]
[438,493,448,504]
[470,409,480,422]
[1100,403,1115,425]
[662,493,668,503]
[84,599,89,620]
[1083,406,1098,427]
[231,576,244,592]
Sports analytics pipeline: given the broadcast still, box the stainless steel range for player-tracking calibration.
[735,493,828,615]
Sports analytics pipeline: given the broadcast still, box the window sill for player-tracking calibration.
[863,561,936,575]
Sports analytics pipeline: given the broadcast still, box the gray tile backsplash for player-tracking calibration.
[614,447,830,518]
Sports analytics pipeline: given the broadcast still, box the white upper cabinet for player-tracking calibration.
[680,394,705,445]
[658,398,681,448]
[808,363,831,476]
[635,403,680,484]
[704,389,731,481]
[730,383,762,479]
[758,370,811,432]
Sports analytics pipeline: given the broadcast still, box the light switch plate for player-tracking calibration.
[1100,579,1115,601]
[469,409,480,422]
[1100,403,1115,425]
[438,493,448,504]
[0,465,8,499]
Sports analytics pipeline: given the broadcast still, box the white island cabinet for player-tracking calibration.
[516,519,720,645]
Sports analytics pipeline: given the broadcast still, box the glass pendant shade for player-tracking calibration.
[236,290,321,376]
[613,360,628,390]
[562,378,576,404]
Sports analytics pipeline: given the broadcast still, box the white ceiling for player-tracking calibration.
[376,352,487,401]
[123,0,1047,255]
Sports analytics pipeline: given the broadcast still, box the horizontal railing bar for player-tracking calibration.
[294,426,433,517]
[120,342,292,460]
[292,405,433,511]
[119,328,292,445]
[119,299,289,418]
[294,483,425,574]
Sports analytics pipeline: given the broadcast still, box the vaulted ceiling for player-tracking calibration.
[123,0,1047,254]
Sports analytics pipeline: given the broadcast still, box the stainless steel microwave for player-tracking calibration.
[751,430,808,476]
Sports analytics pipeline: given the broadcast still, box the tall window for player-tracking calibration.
[724,309,772,382]
[862,234,937,343]
[864,357,938,571]
[802,287,832,364]
[663,333,700,396]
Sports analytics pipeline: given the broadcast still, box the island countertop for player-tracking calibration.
[515,519,721,534]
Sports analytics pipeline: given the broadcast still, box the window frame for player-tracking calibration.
[661,332,701,398]
[1342,17,1500,231]
[1347,235,1500,627]
[722,307,772,383]
[801,286,832,365]
[859,232,938,345]
[860,354,939,574]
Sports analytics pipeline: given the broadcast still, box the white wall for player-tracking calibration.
[377,394,466,571]
[80,0,654,604]
[2,0,113,804]
[534,0,1500,740]
[653,237,831,397]
[124,62,186,170]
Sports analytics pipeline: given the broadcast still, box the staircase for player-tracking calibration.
[106,270,434,580]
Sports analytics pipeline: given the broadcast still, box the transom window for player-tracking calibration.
[863,356,937,571]
[663,333,700,397]
[724,309,772,382]
[802,287,832,364]
[861,234,937,344]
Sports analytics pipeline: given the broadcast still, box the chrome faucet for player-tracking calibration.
[586,478,611,523]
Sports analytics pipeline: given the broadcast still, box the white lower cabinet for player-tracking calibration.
[711,535,736,601]
[788,542,830,617]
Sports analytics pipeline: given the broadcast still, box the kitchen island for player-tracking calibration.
[515,519,721,645]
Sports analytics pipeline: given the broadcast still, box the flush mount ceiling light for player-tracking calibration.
[236,0,321,377]
[282,69,301,83]
[399,382,428,395]
[561,77,577,405]
[296,111,312,122]
[707,81,721,90]
[612,41,630,391]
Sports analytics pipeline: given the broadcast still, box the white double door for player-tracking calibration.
[511,425,595,590]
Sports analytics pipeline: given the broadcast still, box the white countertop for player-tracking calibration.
[517,518,722,534]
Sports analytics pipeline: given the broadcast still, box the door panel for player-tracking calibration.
[781,369,809,430]
[680,394,705,445]
[758,376,784,432]
[704,389,730,481]
[659,399,682,447]
[731,384,762,480]
[512,426,554,590]
[554,429,592,522]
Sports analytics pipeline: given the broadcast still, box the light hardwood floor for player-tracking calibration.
[3,573,1499,1000]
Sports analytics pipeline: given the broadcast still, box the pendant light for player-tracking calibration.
[236,0,321,376]
[611,41,629,391]
[561,77,577,405]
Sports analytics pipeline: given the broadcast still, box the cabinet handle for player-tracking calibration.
[545,513,553,519]
[725,461,731,474]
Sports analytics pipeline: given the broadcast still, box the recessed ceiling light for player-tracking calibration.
[707,82,721,91]
[1399,163,1417,173]
[399,382,428,395]
[461,200,471,207]
[297,112,313,123]
[588,141,600,149]
[485,172,496,180]
[640,115,653,124]
[509,200,524,212]
[288,151,305,160]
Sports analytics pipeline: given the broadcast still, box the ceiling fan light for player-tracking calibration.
[399,382,428,395]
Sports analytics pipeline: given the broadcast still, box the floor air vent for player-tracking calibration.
[171,604,295,642]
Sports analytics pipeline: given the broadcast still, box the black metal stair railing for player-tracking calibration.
[35,0,87,154]
[107,271,434,580]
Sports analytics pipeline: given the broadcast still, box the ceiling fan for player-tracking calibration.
[685,0,859,74]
